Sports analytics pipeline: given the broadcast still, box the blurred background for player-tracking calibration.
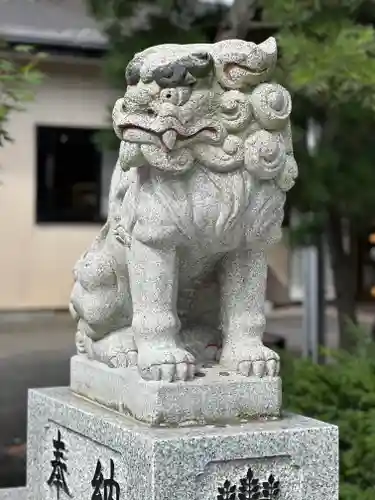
[1,0,375,497]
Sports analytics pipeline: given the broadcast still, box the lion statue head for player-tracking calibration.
[111,38,298,248]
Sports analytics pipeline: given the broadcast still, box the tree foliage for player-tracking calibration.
[86,0,226,149]
[282,325,375,499]
[262,0,375,217]
[0,44,44,146]
[262,0,375,345]
[86,0,225,89]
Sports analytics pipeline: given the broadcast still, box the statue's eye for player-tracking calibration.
[159,87,192,106]
[160,88,179,105]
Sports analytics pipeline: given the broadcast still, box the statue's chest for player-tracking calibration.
[132,167,253,248]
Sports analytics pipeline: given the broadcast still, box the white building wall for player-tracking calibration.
[0,59,118,309]
[0,56,293,310]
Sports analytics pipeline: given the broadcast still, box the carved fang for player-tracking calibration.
[162,130,178,150]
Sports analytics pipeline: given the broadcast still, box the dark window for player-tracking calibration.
[36,126,116,224]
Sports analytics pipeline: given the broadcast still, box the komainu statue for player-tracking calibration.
[70,38,298,382]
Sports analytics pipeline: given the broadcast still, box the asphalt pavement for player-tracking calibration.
[0,313,75,487]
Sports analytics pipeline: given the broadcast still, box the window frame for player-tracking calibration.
[35,124,112,226]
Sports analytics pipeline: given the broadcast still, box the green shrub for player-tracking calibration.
[281,325,375,499]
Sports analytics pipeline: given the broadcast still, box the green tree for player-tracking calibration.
[87,0,375,348]
[281,324,375,499]
[0,44,44,146]
[261,0,375,348]
[86,0,226,87]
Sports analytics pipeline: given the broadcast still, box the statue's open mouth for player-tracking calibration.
[121,125,179,150]
[119,118,223,151]
[224,62,269,77]
[121,125,220,150]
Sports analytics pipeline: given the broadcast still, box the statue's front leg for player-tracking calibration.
[128,238,196,381]
[219,247,279,377]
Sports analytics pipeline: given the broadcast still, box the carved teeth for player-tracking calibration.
[162,130,177,150]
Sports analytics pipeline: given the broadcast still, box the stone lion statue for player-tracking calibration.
[70,38,297,382]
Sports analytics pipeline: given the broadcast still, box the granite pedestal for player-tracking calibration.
[70,355,282,425]
[23,387,338,500]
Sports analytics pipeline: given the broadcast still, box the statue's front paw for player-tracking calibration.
[221,341,280,377]
[137,346,196,382]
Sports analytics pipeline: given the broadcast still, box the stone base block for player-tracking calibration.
[70,355,282,425]
[26,387,339,500]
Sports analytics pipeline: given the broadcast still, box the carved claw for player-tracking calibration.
[107,348,138,368]
[220,341,280,377]
[137,346,196,382]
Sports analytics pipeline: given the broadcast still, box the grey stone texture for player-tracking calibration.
[0,35,339,500]
[26,387,338,500]
[69,37,298,386]
[70,355,282,425]
[0,489,26,500]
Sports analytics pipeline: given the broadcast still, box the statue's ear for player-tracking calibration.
[214,37,277,90]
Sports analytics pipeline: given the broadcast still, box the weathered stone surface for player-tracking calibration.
[26,388,339,500]
[69,37,298,386]
[70,355,281,425]
[0,489,26,500]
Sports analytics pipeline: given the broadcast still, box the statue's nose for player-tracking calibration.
[157,102,179,118]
